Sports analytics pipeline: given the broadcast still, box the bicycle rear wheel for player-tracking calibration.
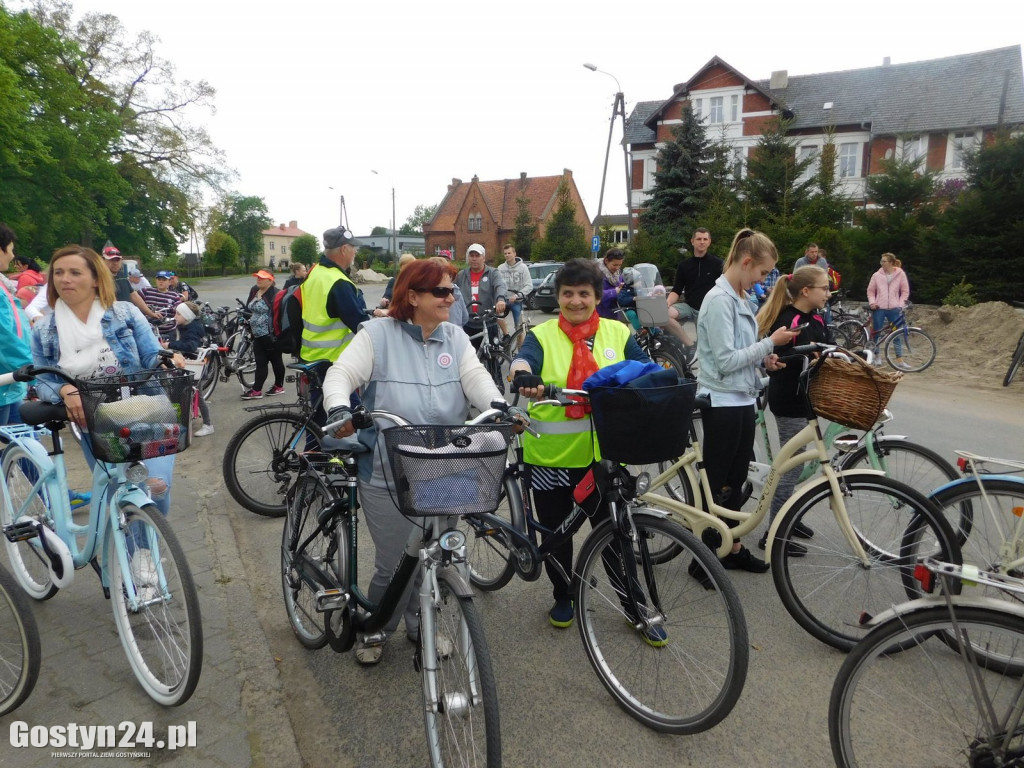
[0,444,59,600]
[838,437,958,499]
[830,605,1024,768]
[199,353,220,400]
[459,474,524,592]
[422,568,501,768]
[772,474,961,651]
[223,411,320,517]
[832,320,869,350]
[884,327,935,372]
[576,514,748,734]
[0,563,40,716]
[109,503,202,706]
[281,470,346,649]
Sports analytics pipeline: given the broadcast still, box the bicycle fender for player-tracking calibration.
[928,474,1024,499]
[2,437,54,473]
[438,566,475,599]
[866,594,1024,628]
[764,469,885,564]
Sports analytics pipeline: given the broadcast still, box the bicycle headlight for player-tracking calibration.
[635,472,651,495]
[439,529,466,552]
[125,462,149,484]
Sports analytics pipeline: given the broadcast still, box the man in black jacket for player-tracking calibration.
[666,228,723,349]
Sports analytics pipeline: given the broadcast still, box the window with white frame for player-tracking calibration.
[468,213,482,232]
[901,135,927,170]
[949,131,979,170]
[281,245,287,255]
[839,143,859,178]
[709,96,724,124]
[798,145,819,181]
[731,147,745,181]
[692,98,702,120]
[730,94,739,122]
[269,241,275,251]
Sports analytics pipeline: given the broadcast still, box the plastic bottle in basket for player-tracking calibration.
[142,438,178,459]
[119,423,154,442]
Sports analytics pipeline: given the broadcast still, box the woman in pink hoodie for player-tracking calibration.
[866,252,910,359]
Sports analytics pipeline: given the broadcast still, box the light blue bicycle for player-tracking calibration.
[0,363,202,706]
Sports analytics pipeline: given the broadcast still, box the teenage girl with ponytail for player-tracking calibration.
[755,265,834,553]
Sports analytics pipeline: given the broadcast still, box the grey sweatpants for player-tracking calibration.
[769,415,810,522]
[360,482,422,636]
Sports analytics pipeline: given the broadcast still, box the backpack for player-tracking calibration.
[272,283,304,355]
[827,266,842,292]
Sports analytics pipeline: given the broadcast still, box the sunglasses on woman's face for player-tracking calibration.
[415,286,456,299]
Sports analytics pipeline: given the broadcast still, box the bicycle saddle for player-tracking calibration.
[19,400,70,426]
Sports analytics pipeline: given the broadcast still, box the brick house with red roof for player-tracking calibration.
[423,170,590,261]
[260,220,310,269]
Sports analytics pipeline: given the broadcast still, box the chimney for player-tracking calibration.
[770,70,788,90]
[883,56,891,66]
[278,223,285,230]
[563,168,572,177]
[289,220,297,229]
[449,178,462,192]
[520,172,527,181]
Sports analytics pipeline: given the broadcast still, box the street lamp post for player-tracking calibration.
[584,63,631,245]
[370,170,397,258]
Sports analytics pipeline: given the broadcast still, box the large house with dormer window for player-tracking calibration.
[625,46,1024,231]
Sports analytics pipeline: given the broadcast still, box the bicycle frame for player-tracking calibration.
[0,423,157,605]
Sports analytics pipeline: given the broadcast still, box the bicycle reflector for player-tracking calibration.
[913,562,935,593]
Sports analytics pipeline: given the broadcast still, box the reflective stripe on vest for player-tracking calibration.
[523,317,630,468]
[300,265,358,362]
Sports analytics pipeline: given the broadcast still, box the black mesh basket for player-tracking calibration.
[588,381,697,464]
[382,424,515,518]
[78,368,195,463]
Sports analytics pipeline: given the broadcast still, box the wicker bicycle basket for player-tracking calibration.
[588,380,697,465]
[78,368,195,463]
[382,424,516,518]
[806,353,902,431]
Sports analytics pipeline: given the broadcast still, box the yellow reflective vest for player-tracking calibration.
[523,318,630,468]
[299,265,358,362]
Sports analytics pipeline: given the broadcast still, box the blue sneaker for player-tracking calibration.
[641,624,668,648]
[548,599,574,628]
[69,491,91,509]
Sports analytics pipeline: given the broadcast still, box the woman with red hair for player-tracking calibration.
[322,258,504,665]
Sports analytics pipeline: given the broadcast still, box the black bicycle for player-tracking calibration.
[1004,300,1024,386]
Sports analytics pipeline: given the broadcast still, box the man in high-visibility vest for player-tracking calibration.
[299,226,376,363]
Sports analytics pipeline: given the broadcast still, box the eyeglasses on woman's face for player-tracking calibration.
[415,286,456,299]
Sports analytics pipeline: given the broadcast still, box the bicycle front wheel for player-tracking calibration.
[838,437,958,499]
[830,605,1024,768]
[772,474,961,651]
[459,474,524,592]
[0,444,58,600]
[422,568,501,768]
[223,411,320,517]
[832,319,869,350]
[109,503,203,706]
[0,563,41,716]
[199,354,220,400]
[576,514,749,734]
[884,326,936,372]
[486,349,513,395]
[281,471,344,649]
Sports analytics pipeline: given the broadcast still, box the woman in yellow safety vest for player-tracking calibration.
[509,258,650,629]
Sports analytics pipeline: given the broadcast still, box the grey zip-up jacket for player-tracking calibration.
[454,266,507,329]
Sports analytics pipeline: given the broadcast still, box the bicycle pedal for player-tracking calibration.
[3,520,40,543]
[315,588,350,612]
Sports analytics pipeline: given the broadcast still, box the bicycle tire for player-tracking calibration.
[1004,332,1024,386]
[0,563,41,716]
[645,333,690,378]
[223,411,320,517]
[485,349,513,395]
[235,336,256,390]
[109,503,203,706]
[281,470,344,649]
[829,604,1024,768]
[832,319,868,350]
[199,353,220,400]
[771,474,961,651]
[458,474,524,592]
[884,326,936,372]
[575,514,749,734]
[838,437,959,499]
[0,444,59,600]
[422,568,501,768]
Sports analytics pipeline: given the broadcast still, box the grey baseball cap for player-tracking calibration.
[323,226,362,249]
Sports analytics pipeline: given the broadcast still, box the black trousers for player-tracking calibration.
[252,334,285,392]
[699,403,756,521]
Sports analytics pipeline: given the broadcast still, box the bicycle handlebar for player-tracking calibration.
[0,350,184,389]
[322,399,532,438]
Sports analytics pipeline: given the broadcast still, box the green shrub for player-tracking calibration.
[942,277,977,307]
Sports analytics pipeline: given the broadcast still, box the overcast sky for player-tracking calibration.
[41,0,1024,248]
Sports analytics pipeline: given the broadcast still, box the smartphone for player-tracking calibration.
[792,322,811,332]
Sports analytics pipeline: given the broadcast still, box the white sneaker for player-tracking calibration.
[194,424,215,437]
[131,549,158,587]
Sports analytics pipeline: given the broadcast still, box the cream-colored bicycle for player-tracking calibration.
[633,344,961,651]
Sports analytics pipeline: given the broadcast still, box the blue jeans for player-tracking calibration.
[508,301,523,328]
[872,308,904,356]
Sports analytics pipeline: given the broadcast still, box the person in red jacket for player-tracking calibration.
[866,253,910,362]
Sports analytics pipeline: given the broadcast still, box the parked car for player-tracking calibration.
[525,261,561,309]
[530,270,560,313]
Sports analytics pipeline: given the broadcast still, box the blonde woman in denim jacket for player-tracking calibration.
[31,245,183,517]
[695,229,800,574]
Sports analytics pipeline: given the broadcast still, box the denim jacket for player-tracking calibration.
[31,301,163,402]
[696,275,774,398]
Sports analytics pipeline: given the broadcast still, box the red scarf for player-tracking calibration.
[558,311,601,419]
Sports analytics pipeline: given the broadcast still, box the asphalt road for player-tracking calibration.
[190,275,1024,767]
